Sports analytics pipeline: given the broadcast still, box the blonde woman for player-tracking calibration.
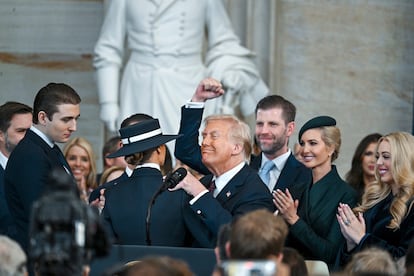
[273,116,357,268]
[336,131,414,269]
[63,137,97,202]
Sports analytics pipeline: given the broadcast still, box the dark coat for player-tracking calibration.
[335,193,414,269]
[4,129,72,250]
[102,167,193,246]
[0,165,16,236]
[286,166,357,268]
[88,172,129,203]
[183,164,275,248]
[174,106,311,199]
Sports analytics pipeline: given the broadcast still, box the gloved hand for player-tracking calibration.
[220,72,244,114]
[95,66,120,132]
[100,102,119,132]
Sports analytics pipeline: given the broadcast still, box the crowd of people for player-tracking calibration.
[0,78,413,276]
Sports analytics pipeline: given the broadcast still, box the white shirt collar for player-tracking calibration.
[125,166,134,177]
[213,161,246,197]
[135,163,161,171]
[30,125,54,148]
[0,151,7,170]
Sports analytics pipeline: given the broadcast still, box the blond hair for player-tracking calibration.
[204,114,252,161]
[344,247,398,275]
[355,132,414,230]
[63,137,97,190]
[320,126,341,162]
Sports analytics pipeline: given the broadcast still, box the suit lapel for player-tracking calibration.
[52,145,73,176]
[276,154,298,190]
[298,182,311,222]
[215,165,249,203]
[26,130,73,176]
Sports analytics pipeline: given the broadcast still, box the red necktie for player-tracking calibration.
[208,180,216,193]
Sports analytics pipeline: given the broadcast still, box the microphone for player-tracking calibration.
[145,167,187,245]
[162,167,187,190]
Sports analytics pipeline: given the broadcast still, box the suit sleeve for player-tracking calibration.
[5,148,50,222]
[174,106,210,175]
[289,190,356,265]
[186,175,274,247]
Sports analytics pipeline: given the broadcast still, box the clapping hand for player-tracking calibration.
[336,203,366,251]
[273,188,300,225]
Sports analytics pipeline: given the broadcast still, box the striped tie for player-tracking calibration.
[208,180,216,193]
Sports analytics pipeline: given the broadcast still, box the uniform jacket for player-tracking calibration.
[4,129,72,250]
[102,167,192,246]
[93,0,268,135]
[89,171,129,203]
[286,166,357,268]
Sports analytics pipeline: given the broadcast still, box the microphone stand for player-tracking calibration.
[145,183,166,246]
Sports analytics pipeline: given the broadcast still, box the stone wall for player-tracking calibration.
[273,1,414,175]
[0,0,413,176]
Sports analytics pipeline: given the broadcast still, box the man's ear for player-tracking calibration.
[37,111,48,125]
[231,143,243,156]
[0,131,4,143]
[277,252,283,263]
[225,241,231,259]
[104,157,114,168]
[286,121,295,137]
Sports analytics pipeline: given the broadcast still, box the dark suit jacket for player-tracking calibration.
[4,129,71,250]
[183,164,274,248]
[102,167,192,246]
[286,166,357,268]
[250,153,310,199]
[174,106,311,199]
[0,165,16,236]
[335,193,414,269]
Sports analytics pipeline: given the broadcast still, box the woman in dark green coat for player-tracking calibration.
[273,116,357,269]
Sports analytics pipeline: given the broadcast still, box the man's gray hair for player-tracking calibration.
[0,235,27,276]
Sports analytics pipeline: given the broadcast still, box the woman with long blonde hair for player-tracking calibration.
[63,137,97,202]
[336,131,414,269]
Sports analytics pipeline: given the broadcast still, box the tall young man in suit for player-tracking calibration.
[170,78,274,247]
[5,83,81,251]
[175,81,310,200]
[0,102,32,237]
